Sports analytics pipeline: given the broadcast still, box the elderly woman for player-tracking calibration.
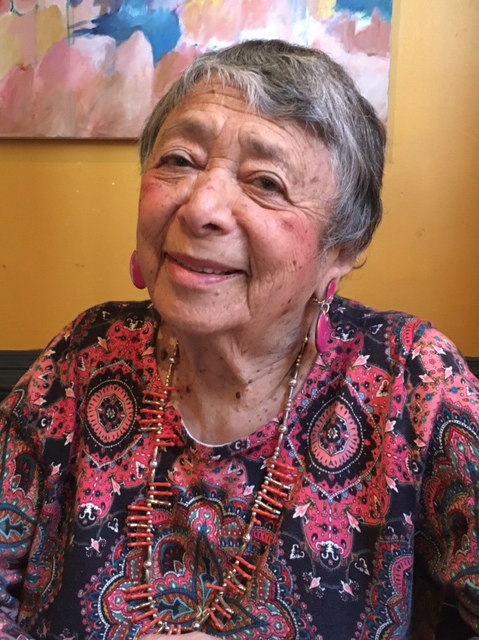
[1,40,478,640]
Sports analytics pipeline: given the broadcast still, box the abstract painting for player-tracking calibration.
[0,0,392,138]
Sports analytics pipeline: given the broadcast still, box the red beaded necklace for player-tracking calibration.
[124,339,307,635]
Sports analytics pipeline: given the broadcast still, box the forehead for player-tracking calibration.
[161,81,272,130]
[155,82,327,162]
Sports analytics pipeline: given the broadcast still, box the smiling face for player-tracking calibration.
[137,83,351,344]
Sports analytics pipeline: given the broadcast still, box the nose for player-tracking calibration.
[177,168,238,236]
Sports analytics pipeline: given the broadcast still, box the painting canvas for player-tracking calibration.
[0,0,392,138]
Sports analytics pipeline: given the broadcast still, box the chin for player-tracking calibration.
[150,274,248,337]
[153,299,243,337]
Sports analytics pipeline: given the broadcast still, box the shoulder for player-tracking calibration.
[329,295,478,398]
[43,299,159,359]
[1,300,158,418]
[329,296,431,369]
[68,300,157,341]
[331,296,428,344]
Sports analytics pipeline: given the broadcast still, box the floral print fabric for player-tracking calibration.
[0,298,478,640]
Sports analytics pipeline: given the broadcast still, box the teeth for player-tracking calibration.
[191,267,229,275]
[173,256,233,275]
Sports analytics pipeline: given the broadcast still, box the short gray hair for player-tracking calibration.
[139,39,386,257]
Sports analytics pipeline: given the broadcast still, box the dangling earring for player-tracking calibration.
[129,250,146,289]
[315,280,335,353]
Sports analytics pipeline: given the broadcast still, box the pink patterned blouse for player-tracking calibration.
[0,298,478,640]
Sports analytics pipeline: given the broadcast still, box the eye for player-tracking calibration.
[161,153,194,168]
[253,174,284,193]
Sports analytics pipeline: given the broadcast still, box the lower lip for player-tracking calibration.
[164,256,243,288]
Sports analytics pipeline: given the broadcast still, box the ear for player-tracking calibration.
[314,247,356,300]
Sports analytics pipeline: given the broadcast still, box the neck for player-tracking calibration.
[155,311,317,445]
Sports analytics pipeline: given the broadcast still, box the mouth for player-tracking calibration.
[166,252,245,276]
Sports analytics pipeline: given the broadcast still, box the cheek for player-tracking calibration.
[137,177,182,241]
[281,228,322,293]
[136,180,170,270]
[139,176,169,217]
[277,219,321,270]
[248,216,321,279]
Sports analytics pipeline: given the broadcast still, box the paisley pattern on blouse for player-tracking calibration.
[0,298,478,640]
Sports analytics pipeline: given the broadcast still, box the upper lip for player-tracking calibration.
[166,252,246,274]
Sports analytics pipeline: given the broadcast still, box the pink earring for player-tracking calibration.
[315,280,335,353]
[129,250,146,289]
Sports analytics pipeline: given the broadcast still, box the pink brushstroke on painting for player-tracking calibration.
[153,43,198,101]
[336,9,391,56]
[0,0,391,138]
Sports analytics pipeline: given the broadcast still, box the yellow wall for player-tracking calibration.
[341,0,479,356]
[0,0,478,354]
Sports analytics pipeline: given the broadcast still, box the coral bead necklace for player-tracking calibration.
[124,338,307,635]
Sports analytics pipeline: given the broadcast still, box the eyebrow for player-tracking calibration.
[158,116,217,144]
[239,131,293,173]
[157,114,294,172]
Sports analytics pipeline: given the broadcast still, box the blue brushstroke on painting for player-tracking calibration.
[335,0,392,22]
[73,0,181,63]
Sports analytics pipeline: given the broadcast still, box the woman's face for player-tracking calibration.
[137,83,350,341]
